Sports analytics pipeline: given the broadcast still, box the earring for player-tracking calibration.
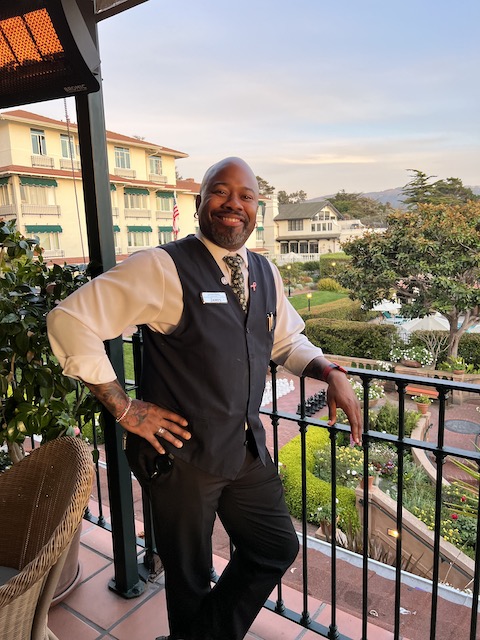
[194,211,199,219]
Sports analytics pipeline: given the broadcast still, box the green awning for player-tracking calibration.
[159,226,173,232]
[25,225,62,233]
[110,183,116,191]
[256,226,264,231]
[0,177,9,186]
[113,225,120,232]
[124,187,149,196]
[20,177,58,187]
[258,201,265,206]
[127,225,152,232]
[156,191,174,198]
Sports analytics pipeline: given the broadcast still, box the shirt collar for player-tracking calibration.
[196,232,249,267]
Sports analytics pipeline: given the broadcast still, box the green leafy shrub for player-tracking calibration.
[317,277,345,292]
[279,427,359,532]
[305,318,396,360]
[369,402,420,437]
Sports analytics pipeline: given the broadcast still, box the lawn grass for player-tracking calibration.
[288,291,347,310]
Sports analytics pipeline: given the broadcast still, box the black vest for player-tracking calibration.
[141,236,277,479]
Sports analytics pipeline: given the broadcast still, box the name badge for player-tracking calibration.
[201,292,228,304]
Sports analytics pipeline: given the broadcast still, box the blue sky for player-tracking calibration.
[25,0,480,197]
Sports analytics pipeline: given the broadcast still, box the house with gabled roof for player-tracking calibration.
[273,199,366,264]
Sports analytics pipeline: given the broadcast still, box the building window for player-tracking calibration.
[290,242,298,253]
[311,223,315,232]
[124,192,148,209]
[31,129,47,155]
[309,241,318,254]
[127,231,150,247]
[0,183,10,206]
[115,146,131,169]
[256,228,264,242]
[149,156,163,175]
[34,232,60,251]
[20,185,56,206]
[60,134,76,159]
[288,220,303,231]
[156,194,174,212]
[280,243,289,254]
[299,242,308,253]
[158,229,173,245]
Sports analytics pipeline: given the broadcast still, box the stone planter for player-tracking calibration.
[400,359,422,368]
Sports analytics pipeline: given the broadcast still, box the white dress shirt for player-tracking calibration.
[47,233,323,384]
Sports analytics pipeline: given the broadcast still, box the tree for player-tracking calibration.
[328,190,392,223]
[338,201,480,357]
[401,170,479,209]
[256,176,275,195]
[277,190,308,204]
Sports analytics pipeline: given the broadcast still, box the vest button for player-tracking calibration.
[245,328,250,334]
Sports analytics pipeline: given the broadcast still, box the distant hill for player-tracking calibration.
[312,186,480,209]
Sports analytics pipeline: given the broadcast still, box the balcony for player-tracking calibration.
[60,158,81,171]
[31,154,55,168]
[21,203,61,216]
[46,336,479,640]
[124,208,152,219]
[0,203,16,220]
[43,249,65,258]
[114,167,136,179]
[149,173,168,184]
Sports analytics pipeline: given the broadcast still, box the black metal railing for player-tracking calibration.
[87,336,480,639]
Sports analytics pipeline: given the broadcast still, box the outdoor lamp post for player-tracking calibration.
[286,264,291,297]
[307,292,312,311]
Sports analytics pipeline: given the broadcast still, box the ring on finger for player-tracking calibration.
[157,427,166,436]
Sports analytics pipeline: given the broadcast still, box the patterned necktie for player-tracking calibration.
[223,255,247,312]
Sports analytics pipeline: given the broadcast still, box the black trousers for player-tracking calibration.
[126,435,299,640]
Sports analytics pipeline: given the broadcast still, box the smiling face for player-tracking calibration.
[196,157,259,251]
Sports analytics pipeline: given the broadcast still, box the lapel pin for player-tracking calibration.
[250,282,257,291]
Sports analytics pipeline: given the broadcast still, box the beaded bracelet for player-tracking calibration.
[116,397,133,423]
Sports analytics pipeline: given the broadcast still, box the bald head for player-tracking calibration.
[196,157,260,250]
[200,157,259,198]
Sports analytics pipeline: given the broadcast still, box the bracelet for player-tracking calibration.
[116,397,133,423]
[321,362,348,382]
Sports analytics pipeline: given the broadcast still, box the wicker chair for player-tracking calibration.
[0,437,94,640]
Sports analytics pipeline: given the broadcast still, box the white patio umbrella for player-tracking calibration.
[372,300,402,313]
[400,314,450,333]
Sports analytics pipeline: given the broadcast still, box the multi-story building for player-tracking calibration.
[273,200,367,264]
[0,109,202,263]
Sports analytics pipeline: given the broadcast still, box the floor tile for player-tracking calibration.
[48,604,100,640]
[61,565,158,630]
[109,588,168,639]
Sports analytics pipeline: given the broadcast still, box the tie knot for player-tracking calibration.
[223,255,243,270]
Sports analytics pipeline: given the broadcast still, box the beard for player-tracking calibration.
[201,221,252,250]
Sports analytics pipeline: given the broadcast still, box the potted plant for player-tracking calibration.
[438,356,467,375]
[390,345,434,368]
[0,221,93,598]
[412,394,432,415]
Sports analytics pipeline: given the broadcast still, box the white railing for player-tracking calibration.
[21,204,61,216]
[124,209,152,219]
[126,245,153,254]
[31,155,55,168]
[43,249,65,258]
[114,167,136,179]
[276,253,319,265]
[149,173,168,184]
[60,158,81,171]
[0,204,17,217]
[111,207,119,218]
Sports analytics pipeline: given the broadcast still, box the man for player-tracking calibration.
[47,157,361,640]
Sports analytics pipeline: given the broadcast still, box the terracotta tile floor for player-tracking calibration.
[48,518,402,640]
[47,371,480,640]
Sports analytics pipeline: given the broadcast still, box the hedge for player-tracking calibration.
[299,298,376,323]
[278,426,359,532]
[305,318,396,361]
